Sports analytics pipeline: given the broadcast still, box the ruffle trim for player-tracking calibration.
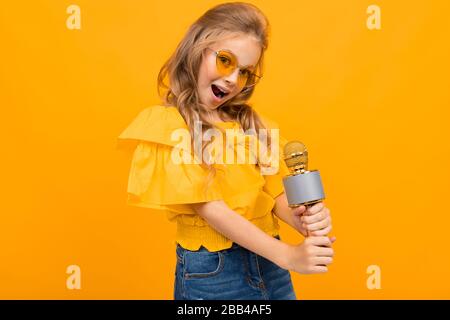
[116,105,188,149]
[175,211,281,252]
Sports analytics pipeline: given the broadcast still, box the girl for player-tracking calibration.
[118,2,335,300]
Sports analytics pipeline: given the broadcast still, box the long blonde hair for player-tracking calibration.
[157,2,273,191]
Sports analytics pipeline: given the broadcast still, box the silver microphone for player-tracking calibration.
[282,141,326,233]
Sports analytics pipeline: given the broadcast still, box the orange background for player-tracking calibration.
[1,0,449,299]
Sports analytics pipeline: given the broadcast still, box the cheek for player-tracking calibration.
[197,63,208,86]
[202,57,220,82]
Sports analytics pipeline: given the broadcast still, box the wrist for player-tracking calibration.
[274,241,294,271]
[274,210,296,232]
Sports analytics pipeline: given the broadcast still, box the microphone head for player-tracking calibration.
[283,141,309,173]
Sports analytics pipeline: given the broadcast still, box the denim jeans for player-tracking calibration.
[174,235,297,300]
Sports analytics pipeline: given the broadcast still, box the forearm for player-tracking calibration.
[273,192,297,230]
[191,200,290,269]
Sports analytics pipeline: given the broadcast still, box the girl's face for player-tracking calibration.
[197,33,262,110]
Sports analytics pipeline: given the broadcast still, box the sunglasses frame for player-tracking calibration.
[206,48,263,89]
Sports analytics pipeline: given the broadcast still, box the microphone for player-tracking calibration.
[282,141,326,236]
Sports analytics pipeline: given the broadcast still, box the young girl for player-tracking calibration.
[118,2,335,300]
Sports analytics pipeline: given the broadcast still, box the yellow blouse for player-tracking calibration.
[116,105,290,251]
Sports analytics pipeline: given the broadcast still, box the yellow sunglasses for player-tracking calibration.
[207,48,262,89]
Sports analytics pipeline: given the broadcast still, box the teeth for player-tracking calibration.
[212,84,227,99]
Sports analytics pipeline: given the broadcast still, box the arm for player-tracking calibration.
[273,192,304,233]
[191,200,291,269]
[192,199,336,274]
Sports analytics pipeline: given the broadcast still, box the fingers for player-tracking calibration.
[315,246,334,257]
[304,202,324,215]
[306,217,330,231]
[301,205,331,234]
[302,207,330,224]
[300,235,336,274]
[312,256,333,266]
[306,236,332,247]
[310,225,332,236]
[306,236,336,248]
[310,266,328,274]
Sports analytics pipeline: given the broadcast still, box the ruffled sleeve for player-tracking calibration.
[258,114,291,199]
[116,105,223,217]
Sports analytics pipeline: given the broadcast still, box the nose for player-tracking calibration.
[223,68,240,89]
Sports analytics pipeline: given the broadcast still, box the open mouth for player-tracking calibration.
[211,84,229,100]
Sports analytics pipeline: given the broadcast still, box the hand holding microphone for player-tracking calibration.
[280,141,336,274]
[281,141,332,236]
[292,202,334,238]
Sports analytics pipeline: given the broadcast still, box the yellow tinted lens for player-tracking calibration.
[216,51,236,75]
[238,69,252,87]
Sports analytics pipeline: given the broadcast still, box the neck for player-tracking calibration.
[208,111,232,123]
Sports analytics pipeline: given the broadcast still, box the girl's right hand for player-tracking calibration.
[283,236,336,274]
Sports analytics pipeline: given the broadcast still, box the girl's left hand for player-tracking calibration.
[291,202,332,237]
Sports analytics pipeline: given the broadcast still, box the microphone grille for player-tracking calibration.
[284,141,306,156]
[283,141,308,171]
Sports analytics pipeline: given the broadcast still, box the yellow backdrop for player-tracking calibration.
[1,0,449,299]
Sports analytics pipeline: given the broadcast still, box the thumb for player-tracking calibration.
[292,205,306,216]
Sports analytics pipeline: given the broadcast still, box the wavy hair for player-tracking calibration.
[157,2,273,192]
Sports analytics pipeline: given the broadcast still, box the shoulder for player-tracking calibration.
[124,104,187,133]
[117,105,188,147]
